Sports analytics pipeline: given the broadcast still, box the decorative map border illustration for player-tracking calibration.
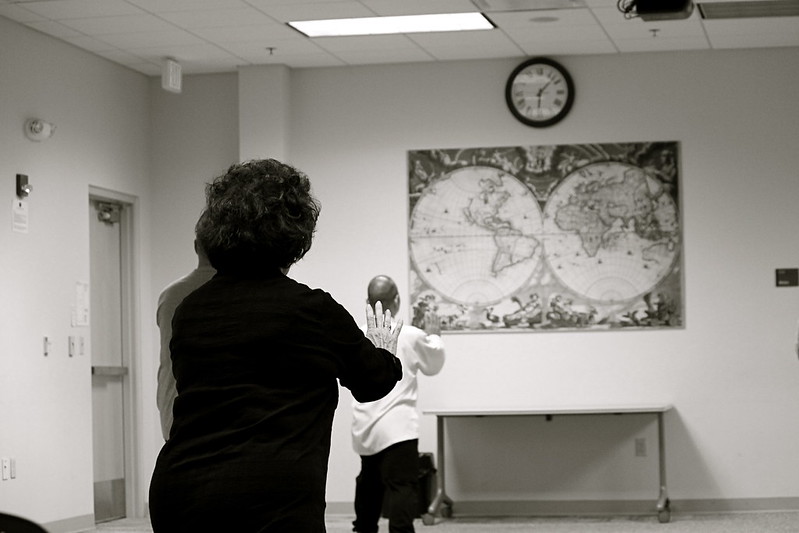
[408,141,683,332]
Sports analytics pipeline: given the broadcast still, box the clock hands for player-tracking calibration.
[535,79,553,108]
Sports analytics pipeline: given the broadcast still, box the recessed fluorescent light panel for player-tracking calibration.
[288,12,494,38]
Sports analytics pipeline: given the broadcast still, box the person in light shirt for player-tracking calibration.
[351,275,446,533]
[156,230,215,441]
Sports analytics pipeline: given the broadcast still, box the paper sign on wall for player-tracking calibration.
[72,281,90,326]
[12,198,28,233]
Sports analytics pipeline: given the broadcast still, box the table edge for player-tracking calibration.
[423,405,673,416]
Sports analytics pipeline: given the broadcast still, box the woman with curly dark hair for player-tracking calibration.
[149,159,403,533]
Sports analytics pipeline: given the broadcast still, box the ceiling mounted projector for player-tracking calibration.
[634,0,694,21]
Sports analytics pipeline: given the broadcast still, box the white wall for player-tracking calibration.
[0,16,153,529]
[144,72,240,496]
[281,49,799,508]
[3,11,799,528]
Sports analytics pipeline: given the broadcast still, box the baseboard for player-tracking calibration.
[672,497,799,514]
[41,514,94,533]
[327,501,355,515]
[326,497,799,517]
[44,499,799,530]
[449,499,658,516]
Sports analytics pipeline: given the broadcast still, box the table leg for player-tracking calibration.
[423,415,453,526]
[656,411,671,523]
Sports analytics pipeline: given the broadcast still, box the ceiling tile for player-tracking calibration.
[408,27,515,47]
[0,4,47,22]
[359,0,478,16]
[220,37,323,57]
[242,0,360,9]
[488,8,598,29]
[244,0,359,6]
[20,0,143,19]
[581,0,619,6]
[92,29,207,48]
[503,23,610,43]
[25,19,81,38]
[125,0,249,13]
[474,0,589,9]
[250,1,374,22]
[312,33,418,51]
[157,7,276,28]
[58,14,177,35]
[60,33,119,52]
[191,22,299,42]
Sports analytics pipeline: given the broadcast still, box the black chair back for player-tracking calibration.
[0,513,49,533]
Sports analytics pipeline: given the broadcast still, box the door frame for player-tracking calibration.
[89,185,141,519]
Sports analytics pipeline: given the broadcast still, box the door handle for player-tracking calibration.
[91,366,129,377]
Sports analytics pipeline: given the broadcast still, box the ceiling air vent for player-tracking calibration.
[471,0,585,11]
[698,0,799,19]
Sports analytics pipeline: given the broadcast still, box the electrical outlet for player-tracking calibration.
[68,336,76,357]
[635,438,647,457]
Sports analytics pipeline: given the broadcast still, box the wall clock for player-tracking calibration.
[505,57,575,128]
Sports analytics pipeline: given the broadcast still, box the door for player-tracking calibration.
[89,198,130,522]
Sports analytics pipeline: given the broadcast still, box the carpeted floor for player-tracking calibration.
[85,511,799,532]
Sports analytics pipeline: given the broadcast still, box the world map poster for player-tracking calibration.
[407,141,683,333]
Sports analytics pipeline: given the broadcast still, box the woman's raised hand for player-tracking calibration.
[365,301,403,355]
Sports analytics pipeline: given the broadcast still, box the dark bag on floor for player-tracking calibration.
[382,452,438,518]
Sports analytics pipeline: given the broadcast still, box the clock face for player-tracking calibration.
[506,58,574,127]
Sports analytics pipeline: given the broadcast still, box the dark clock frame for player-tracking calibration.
[505,57,575,128]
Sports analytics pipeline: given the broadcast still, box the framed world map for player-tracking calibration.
[407,141,683,332]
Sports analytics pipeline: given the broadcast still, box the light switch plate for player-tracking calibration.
[776,268,798,287]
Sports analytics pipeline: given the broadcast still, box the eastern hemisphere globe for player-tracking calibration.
[542,161,680,303]
[409,165,543,306]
